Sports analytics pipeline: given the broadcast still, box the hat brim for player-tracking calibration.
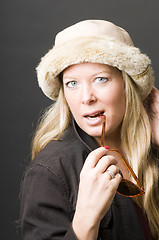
[37,37,154,100]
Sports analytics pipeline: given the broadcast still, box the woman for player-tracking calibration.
[20,20,159,239]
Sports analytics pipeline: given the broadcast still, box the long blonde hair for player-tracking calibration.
[121,72,159,239]
[31,87,71,159]
[32,71,159,238]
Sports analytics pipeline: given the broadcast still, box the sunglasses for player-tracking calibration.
[101,115,145,197]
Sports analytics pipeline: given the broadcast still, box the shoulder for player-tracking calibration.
[20,125,91,210]
[25,124,90,180]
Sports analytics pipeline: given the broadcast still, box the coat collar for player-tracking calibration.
[72,118,99,152]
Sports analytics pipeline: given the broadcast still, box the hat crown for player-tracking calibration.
[55,20,134,46]
[37,19,153,101]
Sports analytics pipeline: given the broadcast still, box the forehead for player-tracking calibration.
[63,62,121,77]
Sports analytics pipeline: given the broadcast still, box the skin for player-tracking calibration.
[63,62,126,147]
[63,63,125,239]
[146,87,159,146]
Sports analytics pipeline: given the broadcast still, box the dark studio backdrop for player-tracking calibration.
[1,0,159,239]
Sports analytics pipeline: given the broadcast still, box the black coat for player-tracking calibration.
[20,121,150,240]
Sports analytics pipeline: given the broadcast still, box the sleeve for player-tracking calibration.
[20,164,78,240]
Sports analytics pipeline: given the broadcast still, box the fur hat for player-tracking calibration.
[36,20,154,100]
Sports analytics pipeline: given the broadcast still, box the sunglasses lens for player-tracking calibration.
[117,180,144,197]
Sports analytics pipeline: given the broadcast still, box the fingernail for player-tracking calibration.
[104,146,110,150]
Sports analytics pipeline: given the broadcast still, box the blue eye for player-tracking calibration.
[95,77,108,83]
[66,81,78,88]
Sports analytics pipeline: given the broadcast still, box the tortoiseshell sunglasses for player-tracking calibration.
[101,115,145,197]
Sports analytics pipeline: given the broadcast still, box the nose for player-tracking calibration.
[81,85,97,105]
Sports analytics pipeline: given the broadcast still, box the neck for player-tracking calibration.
[95,132,122,150]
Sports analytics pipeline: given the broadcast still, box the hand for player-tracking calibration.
[145,87,159,145]
[72,147,122,240]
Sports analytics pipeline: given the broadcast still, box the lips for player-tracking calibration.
[83,110,105,126]
[84,110,105,119]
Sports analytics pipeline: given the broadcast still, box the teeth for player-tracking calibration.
[87,112,104,118]
[87,115,98,118]
[89,114,99,117]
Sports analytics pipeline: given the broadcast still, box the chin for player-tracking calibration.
[85,129,102,138]
[78,122,103,137]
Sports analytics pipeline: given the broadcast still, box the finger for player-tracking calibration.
[84,147,108,170]
[95,155,117,173]
[104,169,122,183]
[113,172,123,184]
[104,165,120,180]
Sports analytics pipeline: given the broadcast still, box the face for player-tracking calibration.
[63,63,126,142]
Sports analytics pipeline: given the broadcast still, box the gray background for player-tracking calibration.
[1,0,159,239]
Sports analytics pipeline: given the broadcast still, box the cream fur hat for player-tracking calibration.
[36,19,154,100]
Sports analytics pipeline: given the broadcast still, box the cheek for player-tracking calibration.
[64,88,71,104]
[115,93,125,110]
[103,87,126,118]
[103,91,125,107]
[114,93,126,121]
[64,91,78,113]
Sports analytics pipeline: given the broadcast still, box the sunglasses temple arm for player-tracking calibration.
[100,115,106,147]
[110,149,144,191]
[100,116,144,192]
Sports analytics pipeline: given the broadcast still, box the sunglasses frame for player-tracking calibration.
[100,115,145,197]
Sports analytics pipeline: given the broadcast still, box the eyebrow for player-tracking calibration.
[91,71,110,77]
[63,70,110,80]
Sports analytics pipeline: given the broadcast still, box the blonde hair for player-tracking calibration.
[31,72,159,238]
[121,72,159,238]
[31,87,71,159]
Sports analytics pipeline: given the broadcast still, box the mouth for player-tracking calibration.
[84,111,105,120]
